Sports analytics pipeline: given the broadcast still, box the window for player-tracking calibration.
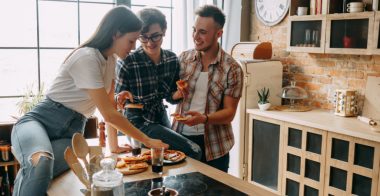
[0,0,174,121]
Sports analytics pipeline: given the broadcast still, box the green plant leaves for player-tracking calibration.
[257,87,270,104]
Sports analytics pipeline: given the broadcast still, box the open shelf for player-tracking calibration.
[0,160,18,167]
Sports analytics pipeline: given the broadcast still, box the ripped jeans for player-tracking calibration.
[124,108,202,160]
[11,97,87,196]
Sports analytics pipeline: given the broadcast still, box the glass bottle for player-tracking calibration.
[91,158,124,196]
[1,166,11,196]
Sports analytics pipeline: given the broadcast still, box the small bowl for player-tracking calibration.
[148,188,178,196]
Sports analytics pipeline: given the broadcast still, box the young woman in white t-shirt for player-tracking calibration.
[11,6,168,196]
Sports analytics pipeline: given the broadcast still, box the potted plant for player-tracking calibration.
[257,87,271,111]
[16,83,45,117]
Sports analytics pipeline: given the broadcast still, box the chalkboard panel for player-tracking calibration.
[329,166,347,190]
[306,132,322,154]
[331,138,349,162]
[252,119,280,190]
[288,128,302,149]
[305,159,320,181]
[304,185,318,196]
[286,178,299,196]
[352,173,372,196]
[287,154,300,174]
[354,143,374,169]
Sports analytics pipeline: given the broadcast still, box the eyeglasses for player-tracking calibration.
[138,34,164,43]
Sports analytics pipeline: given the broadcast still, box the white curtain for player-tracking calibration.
[172,0,242,55]
[221,0,241,53]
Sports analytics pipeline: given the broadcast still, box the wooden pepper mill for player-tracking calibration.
[98,121,106,147]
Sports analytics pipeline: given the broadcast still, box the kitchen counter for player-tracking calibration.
[247,109,380,143]
[47,137,277,196]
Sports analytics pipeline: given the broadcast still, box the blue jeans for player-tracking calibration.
[184,135,230,172]
[124,108,202,160]
[11,98,87,196]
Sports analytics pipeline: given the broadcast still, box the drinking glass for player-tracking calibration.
[151,147,164,175]
[151,177,164,190]
[130,138,142,156]
[312,30,319,46]
[305,29,311,45]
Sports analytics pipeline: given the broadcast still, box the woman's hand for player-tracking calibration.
[116,91,134,109]
[110,144,132,154]
[143,138,169,149]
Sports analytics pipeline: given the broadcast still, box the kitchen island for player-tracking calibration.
[47,137,276,196]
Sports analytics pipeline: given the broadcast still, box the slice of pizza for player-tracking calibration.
[176,79,187,90]
[170,113,190,121]
[122,156,146,164]
[128,162,149,170]
[116,159,126,168]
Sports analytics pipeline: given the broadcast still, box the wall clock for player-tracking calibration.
[255,0,290,26]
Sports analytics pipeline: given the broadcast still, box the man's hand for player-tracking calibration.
[176,80,189,99]
[182,111,207,126]
[116,91,134,109]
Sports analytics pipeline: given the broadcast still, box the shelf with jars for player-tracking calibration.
[287,0,379,55]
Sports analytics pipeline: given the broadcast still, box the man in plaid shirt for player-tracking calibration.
[114,8,202,160]
[172,5,243,172]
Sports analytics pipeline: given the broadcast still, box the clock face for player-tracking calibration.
[255,0,290,26]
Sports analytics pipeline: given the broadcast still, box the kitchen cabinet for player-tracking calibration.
[372,11,380,54]
[325,132,380,196]
[282,123,327,196]
[287,0,379,55]
[287,15,326,53]
[325,12,374,55]
[247,115,285,195]
[247,109,380,196]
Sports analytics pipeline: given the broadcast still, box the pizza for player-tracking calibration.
[122,156,146,164]
[142,150,186,163]
[116,156,149,175]
[171,113,190,121]
[176,79,187,90]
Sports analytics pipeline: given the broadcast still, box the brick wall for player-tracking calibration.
[249,6,380,111]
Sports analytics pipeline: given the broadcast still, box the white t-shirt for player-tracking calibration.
[46,47,116,118]
[182,72,208,136]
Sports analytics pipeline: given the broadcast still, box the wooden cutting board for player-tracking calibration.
[362,75,380,121]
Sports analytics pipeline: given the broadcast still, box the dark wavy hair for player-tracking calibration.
[195,5,225,29]
[65,6,142,61]
[137,7,167,33]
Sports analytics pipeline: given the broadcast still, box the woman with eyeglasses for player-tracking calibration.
[114,8,202,160]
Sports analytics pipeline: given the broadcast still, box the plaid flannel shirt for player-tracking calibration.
[115,47,180,123]
[172,46,243,161]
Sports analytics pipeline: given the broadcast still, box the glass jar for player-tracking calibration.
[91,158,124,196]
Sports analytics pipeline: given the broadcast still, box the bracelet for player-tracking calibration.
[204,114,208,124]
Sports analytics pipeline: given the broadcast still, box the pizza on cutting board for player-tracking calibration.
[116,156,149,175]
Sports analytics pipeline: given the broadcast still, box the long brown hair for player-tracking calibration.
[65,5,142,62]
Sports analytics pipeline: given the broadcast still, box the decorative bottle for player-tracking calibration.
[91,158,124,196]
[1,166,10,196]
